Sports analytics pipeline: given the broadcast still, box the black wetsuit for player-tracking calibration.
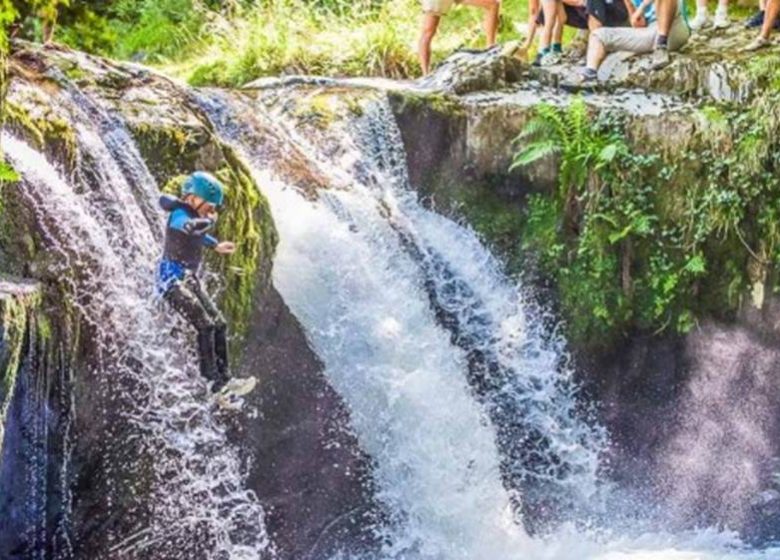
[157,196,229,391]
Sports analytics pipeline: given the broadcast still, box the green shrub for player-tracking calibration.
[511,98,780,349]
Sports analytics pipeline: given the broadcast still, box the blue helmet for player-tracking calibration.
[182,172,225,208]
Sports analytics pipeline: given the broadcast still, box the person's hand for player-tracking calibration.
[215,241,236,255]
[631,10,646,27]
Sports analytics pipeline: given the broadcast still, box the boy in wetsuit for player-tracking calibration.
[157,171,256,406]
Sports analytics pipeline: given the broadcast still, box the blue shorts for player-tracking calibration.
[156,259,187,297]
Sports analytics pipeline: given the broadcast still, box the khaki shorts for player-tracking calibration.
[422,0,462,15]
[592,14,690,53]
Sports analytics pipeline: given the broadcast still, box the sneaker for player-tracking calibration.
[741,36,771,51]
[559,67,598,90]
[650,46,671,70]
[214,376,258,409]
[745,10,764,28]
[713,10,730,29]
[540,51,562,66]
[689,12,711,30]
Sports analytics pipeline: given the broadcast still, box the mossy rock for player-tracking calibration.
[0,280,41,451]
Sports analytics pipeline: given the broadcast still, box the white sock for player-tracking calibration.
[696,5,709,16]
[715,5,728,15]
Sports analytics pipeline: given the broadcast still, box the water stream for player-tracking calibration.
[3,63,780,559]
[4,129,270,559]
[198,88,780,559]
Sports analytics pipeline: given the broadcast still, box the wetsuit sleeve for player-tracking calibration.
[169,209,219,248]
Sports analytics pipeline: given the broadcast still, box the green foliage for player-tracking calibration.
[512,98,780,349]
[0,160,19,182]
[46,0,531,84]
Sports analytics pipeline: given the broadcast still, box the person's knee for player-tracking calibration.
[420,14,440,39]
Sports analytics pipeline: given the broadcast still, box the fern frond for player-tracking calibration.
[509,140,560,170]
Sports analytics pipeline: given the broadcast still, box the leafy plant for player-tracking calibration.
[507,97,778,349]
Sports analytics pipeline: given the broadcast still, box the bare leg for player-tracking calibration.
[586,34,607,69]
[655,0,677,37]
[761,0,780,37]
[462,0,501,45]
[540,0,559,50]
[418,13,441,75]
[554,2,566,43]
[42,20,56,45]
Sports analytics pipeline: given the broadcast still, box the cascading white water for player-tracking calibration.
[203,88,780,560]
[4,132,271,559]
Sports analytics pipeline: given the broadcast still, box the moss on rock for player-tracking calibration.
[0,281,41,452]
[5,99,77,170]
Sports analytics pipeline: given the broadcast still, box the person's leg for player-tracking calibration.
[164,279,221,385]
[418,12,441,75]
[713,0,730,28]
[744,0,779,46]
[188,277,230,383]
[746,0,768,28]
[553,2,567,52]
[581,25,656,78]
[762,0,780,37]
[651,0,678,68]
[538,0,559,62]
[691,0,710,29]
[461,0,501,45]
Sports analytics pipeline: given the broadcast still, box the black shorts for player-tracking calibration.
[587,0,629,27]
[535,4,589,30]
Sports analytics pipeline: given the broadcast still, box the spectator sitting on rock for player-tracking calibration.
[570,0,689,83]
[582,0,648,48]
[689,0,730,31]
[418,0,501,75]
[522,0,650,65]
[742,0,780,49]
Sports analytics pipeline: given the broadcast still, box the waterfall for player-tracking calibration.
[5,49,780,558]
[199,87,780,560]
[3,132,271,559]
[200,91,606,556]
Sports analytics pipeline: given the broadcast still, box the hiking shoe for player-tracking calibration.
[690,12,711,30]
[214,376,257,409]
[713,10,731,29]
[745,10,764,28]
[742,36,771,51]
[650,46,671,70]
[560,67,598,90]
[540,51,562,66]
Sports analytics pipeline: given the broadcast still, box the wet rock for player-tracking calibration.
[231,288,380,559]
[0,277,40,451]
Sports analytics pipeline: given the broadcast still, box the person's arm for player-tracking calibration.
[630,0,650,25]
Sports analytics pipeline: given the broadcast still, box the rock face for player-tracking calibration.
[1,42,377,559]
[234,288,378,559]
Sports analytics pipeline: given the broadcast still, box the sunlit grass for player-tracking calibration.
[158,0,530,86]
